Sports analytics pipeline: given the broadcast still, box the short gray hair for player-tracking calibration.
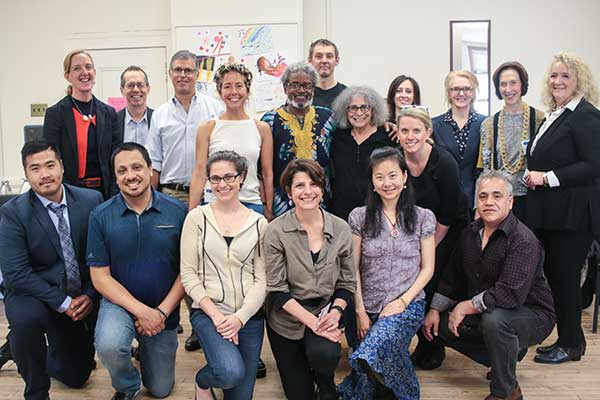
[206,150,249,181]
[169,49,198,71]
[331,86,388,129]
[476,170,514,197]
[280,61,318,87]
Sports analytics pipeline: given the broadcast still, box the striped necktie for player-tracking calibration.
[47,203,82,296]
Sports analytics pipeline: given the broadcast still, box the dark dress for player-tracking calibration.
[330,126,394,220]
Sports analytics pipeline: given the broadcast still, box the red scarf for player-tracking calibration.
[72,107,96,179]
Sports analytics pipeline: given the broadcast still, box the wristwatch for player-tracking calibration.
[542,174,549,187]
[330,305,344,315]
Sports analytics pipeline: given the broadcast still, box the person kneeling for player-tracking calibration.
[422,171,555,400]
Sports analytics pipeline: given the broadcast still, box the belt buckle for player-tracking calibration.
[84,177,102,188]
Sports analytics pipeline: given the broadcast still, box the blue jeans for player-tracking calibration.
[191,310,264,400]
[95,299,178,398]
[242,202,264,215]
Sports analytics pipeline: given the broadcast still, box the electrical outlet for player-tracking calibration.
[31,103,48,117]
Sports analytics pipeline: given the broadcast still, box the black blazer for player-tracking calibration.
[43,95,121,199]
[116,107,154,143]
[526,98,600,234]
[0,184,103,309]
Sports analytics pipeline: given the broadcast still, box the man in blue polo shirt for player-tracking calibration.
[87,142,186,400]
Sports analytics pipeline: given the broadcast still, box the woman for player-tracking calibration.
[525,53,600,364]
[181,151,267,399]
[397,107,469,370]
[189,62,274,220]
[432,70,485,209]
[330,85,393,221]
[477,61,544,220]
[43,49,121,199]
[264,159,355,400]
[338,147,435,400]
[386,75,422,122]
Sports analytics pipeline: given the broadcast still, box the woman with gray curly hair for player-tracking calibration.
[330,86,394,222]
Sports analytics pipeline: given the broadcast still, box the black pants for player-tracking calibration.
[435,307,553,398]
[535,229,593,348]
[266,323,340,400]
[5,294,96,400]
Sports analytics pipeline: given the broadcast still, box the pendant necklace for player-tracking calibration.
[383,211,400,238]
[71,96,94,121]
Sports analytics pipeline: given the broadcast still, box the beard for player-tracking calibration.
[289,97,313,109]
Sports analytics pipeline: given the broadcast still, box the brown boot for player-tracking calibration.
[484,384,523,400]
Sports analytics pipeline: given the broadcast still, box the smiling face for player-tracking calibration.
[498,68,522,106]
[169,57,198,97]
[285,71,314,110]
[448,76,474,109]
[114,149,152,201]
[208,160,242,203]
[477,177,513,227]
[24,149,65,203]
[394,79,415,108]
[120,70,149,109]
[218,71,249,109]
[308,44,338,79]
[549,61,577,107]
[288,171,323,211]
[65,53,96,98]
[372,158,408,203]
[398,115,432,156]
[347,95,374,130]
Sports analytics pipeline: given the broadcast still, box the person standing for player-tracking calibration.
[308,39,347,109]
[117,66,154,145]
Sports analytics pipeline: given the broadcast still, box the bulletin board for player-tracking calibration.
[175,23,301,113]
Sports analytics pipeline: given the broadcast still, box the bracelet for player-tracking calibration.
[155,307,168,320]
[330,305,344,315]
[398,297,408,309]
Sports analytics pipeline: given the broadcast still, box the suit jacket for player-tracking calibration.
[43,95,121,199]
[116,106,154,143]
[432,112,485,208]
[0,184,103,309]
[526,98,600,234]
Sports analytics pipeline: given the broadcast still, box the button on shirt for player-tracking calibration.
[146,94,223,185]
[124,108,150,145]
[86,190,187,329]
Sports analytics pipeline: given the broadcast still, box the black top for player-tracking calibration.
[310,250,320,264]
[330,126,395,220]
[224,236,234,247]
[410,145,469,227]
[313,82,347,109]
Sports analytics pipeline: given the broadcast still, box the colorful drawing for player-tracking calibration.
[196,29,232,56]
[197,56,216,82]
[239,25,274,56]
[256,53,287,78]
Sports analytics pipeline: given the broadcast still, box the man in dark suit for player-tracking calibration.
[116,66,153,145]
[0,139,103,400]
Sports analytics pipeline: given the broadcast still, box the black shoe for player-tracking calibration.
[177,324,184,334]
[536,341,558,354]
[256,358,266,379]
[533,345,584,364]
[111,389,140,400]
[0,338,13,370]
[315,385,340,400]
[415,346,445,370]
[185,333,201,352]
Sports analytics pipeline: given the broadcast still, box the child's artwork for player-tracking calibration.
[238,25,274,56]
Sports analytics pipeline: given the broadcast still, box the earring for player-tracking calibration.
[403,184,407,189]
[373,188,377,192]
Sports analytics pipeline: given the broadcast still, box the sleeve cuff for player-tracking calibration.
[269,291,293,310]
[471,292,487,312]
[431,293,457,312]
[332,288,353,306]
[57,296,72,313]
[545,171,560,187]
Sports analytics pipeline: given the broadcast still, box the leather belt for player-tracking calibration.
[162,183,190,193]
[79,177,102,188]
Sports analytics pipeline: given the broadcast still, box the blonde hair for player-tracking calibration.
[444,70,479,107]
[542,52,600,109]
[63,50,94,96]
[396,107,433,131]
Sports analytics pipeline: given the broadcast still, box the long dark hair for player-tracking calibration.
[363,147,417,237]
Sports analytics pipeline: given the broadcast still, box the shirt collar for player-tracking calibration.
[442,109,478,124]
[281,208,335,238]
[117,188,159,216]
[172,93,197,107]
[125,107,148,125]
[565,95,583,111]
[470,211,517,236]
[35,185,67,208]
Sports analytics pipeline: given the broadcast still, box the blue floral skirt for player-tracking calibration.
[338,300,425,400]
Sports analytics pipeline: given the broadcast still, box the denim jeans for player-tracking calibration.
[95,299,178,398]
[191,310,264,400]
[242,202,264,215]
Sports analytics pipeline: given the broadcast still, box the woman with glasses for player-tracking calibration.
[181,150,267,400]
[43,49,121,200]
[264,159,355,400]
[432,70,485,209]
[338,147,435,400]
[397,108,469,371]
[386,75,422,123]
[189,63,274,220]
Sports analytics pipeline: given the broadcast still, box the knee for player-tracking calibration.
[211,361,245,389]
[60,368,92,389]
[94,326,131,363]
[147,379,174,398]
[306,344,340,374]
[481,309,511,336]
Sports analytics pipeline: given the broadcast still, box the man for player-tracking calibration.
[0,139,103,400]
[261,61,336,217]
[145,49,223,352]
[308,39,347,108]
[117,66,153,145]
[422,170,556,400]
[88,143,186,400]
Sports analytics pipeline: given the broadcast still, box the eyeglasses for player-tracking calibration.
[171,67,196,76]
[399,104,429,112]
[286,82,314,91]
[449,86,474,94]
[347,104,372,114]
[125,82,147,90]
[208,173,240,184]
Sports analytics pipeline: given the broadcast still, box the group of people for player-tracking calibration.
[0,36,599,400]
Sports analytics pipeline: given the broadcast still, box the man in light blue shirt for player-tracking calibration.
[117,66,154,145]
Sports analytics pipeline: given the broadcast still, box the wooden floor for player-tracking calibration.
[1,301,599,399]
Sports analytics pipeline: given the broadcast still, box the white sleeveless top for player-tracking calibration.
[204,118,262,204]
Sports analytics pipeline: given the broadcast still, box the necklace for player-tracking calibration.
[214,205,243,234]
[497,102,530,174]
[383,211,400,238]
[71,96,94,121]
